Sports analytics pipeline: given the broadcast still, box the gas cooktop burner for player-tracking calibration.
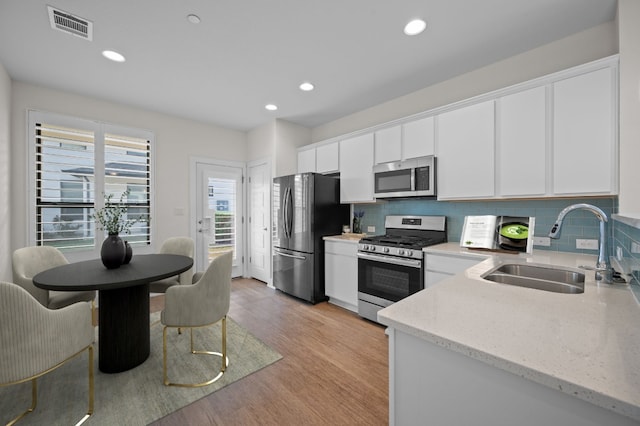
[358,215,447,259]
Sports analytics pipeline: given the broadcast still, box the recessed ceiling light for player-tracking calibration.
[265,104,278,111]
[299,82,315,91]
[102,50,126,62]
[404,19,427,36]
[187,14,201,24]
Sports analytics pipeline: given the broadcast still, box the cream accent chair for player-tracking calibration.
[12,246,96,314]
[0,281,94,425]
[149,237,195,293]
[161,251,232,387]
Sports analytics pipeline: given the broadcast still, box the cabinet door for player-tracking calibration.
[497,86,547,197]
[340,133,375,203]
[553,68,615,195]
[325,241,358,310]
[297,149,316,173]
[402,116,435,159]
[437,100,495,199]
[374,125,401,164]
[316,142,339,174]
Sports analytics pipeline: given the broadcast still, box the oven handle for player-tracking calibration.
[357,252,422,268]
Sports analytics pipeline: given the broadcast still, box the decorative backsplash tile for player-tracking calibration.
[355,195,640,299]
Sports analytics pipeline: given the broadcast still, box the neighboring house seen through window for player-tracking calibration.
[29,111,153,255]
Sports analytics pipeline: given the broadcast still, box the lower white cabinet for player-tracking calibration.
[424,252,486,287]
[388,328,637,426]
[324,239,358,312]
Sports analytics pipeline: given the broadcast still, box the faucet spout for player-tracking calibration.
[548,203,611,283]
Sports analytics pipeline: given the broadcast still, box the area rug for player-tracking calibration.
[0,313,282,425]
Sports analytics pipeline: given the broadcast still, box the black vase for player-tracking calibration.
[123,241,133,264]
[101,233,126,269]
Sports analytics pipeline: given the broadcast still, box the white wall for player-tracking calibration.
[247,120,276,177]
[10,81,247,254]
[618,0,640,218]
[0,63,11,281]
[311,21,617,143]
[273,119,310,177]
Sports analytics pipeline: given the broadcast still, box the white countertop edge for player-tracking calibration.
[378,311,640,421]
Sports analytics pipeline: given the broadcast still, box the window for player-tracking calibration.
[29,111,153,254]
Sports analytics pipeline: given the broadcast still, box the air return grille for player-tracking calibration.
[47,6,93,40]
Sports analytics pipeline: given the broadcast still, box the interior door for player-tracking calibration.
[195,162,244,277]
[248,161,271,284]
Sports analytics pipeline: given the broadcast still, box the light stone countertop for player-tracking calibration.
[323,234,364,243]
[378,242,640,421]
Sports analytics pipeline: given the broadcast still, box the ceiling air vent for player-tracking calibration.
[47,6,93,41]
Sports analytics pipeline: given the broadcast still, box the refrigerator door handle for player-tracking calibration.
[285,186,293,239]
[282,187,290,239]
[274,249,306,260]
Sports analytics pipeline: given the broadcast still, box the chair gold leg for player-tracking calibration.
[162,316,229,388]
[5,378,37,426]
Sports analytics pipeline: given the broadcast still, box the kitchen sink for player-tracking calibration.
[482,263,585,294]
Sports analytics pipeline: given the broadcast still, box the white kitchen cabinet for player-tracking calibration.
[497,86,547,197]
[424,252,485,287]
[388,328,637,426]
[297,148,316,173]
[436,100,495,200]
[324,239,358,312]
[553,67,616,195]
[374,125,402,164]
[316,141,340,174]
[402,116,435,160]
[339,133,375,203]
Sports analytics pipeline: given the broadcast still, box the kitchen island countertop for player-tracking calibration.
[379,242,640,421]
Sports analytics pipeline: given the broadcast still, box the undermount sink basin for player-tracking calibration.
[482,263,585,294]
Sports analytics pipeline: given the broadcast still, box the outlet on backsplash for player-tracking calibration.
[367,226,375,233]
[576,239,599,250]
[632,242,640,254]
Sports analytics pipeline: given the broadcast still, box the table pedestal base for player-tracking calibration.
[98,284,150,373]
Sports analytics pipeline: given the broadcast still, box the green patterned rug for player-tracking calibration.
[0,313,282,425]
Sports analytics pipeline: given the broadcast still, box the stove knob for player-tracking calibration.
[383,247,390,253]
[363,245,370,251]
[406,250,413,257]
[398,249,405,256]
[370,246,376,252]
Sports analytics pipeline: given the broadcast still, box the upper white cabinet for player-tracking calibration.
[374,125,401,164]
[340,133,375,203]
[316,141,340,174]
[437,100,496,200]
[297,149,316,174]
[553,67,616,195]
[402,116,435,160]
[497,86,547,197]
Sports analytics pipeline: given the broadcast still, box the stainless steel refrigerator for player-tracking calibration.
[272,173,349,304]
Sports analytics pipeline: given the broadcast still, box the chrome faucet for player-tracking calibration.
[548,203,612,283]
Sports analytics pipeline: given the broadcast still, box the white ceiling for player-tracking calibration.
[0,0,617,131]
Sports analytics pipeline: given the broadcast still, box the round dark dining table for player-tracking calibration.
[33,254,193,373]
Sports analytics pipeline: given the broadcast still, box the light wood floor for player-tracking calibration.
[149,278,389,425]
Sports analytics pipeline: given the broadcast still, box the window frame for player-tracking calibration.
[28,110,156,262]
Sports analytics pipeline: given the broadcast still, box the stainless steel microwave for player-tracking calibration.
[373,156,436,199]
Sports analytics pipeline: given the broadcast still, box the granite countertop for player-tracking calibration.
[323,234,364,242]
[378,242,640,421]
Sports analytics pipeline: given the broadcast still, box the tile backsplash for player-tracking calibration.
[353,195,640,299]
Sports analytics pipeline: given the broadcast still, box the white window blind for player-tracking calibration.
[30,111,154,253]
[104,132,151,247]
[35,122,96,249]
[208,177,237,260]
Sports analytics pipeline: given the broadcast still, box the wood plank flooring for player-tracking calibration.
[149,278,389,425]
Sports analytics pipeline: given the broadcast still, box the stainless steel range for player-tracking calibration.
[357,215,447,322]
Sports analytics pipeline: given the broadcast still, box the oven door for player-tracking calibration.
[357,252,423,303]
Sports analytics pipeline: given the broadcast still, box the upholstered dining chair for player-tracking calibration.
[12,246,96,319]
[149,237,195,293]
[161,251,232,387]
[0,281,94,425]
